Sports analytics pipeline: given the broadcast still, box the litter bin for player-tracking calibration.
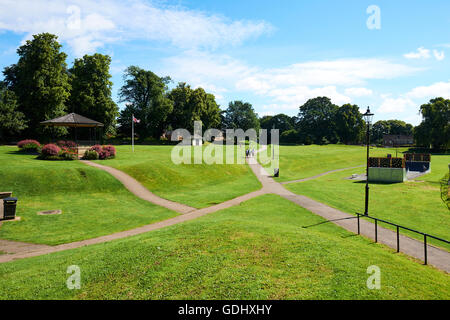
[274,168,279,177]
[3,197,17,220]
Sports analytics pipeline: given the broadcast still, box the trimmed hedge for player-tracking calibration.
[17,139,41,152]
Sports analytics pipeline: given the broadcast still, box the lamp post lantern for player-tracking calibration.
[362,107,374,215]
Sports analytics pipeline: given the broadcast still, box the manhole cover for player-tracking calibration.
[37,210,62,215]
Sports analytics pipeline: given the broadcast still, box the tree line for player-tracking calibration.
[0,33,448,150]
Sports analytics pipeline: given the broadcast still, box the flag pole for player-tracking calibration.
[132,114,134,152]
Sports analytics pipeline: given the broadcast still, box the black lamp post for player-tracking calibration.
[363,107,374,216]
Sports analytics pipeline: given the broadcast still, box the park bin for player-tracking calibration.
[274,168,279,177]
[3,197,17,220]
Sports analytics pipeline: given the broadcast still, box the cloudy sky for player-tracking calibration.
[1,0,450,125]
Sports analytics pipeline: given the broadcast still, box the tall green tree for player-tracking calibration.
[68,54,118,136]
[223,100,260,131]
[371,119,414,145]
[118,66,172,138]
[167,83,221,132]
[0,82,27,140]
[297,97,339,144]
[334,104,364,144]
[3,33,70,137]
[414,97,450,150]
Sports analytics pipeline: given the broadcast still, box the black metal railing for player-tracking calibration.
[356,213,450,265]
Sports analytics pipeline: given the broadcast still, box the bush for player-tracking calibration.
[17,139,41,152]
[59,146,78,160]
[103,145,116,157]
[83,150,99,160]
[88,145,116,160]
[98,150,111,160]
[40,144,61,159]
[90,145,103,154]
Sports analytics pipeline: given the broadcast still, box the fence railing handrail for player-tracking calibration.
[356,213,450,244]
[355,212,450,265]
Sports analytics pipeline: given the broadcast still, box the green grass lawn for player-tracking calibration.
[0,146,176,245]
[101,145,261,208]
[0,194,448,300]
[284,152,450,250]
[260,144,408,182]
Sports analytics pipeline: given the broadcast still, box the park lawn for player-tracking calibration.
[284,153,450,250]
[0,194,448,300]
[102,145,261,208]
[0,146,177,245]
[260,144,408,182]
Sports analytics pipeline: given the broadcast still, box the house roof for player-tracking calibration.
[40,113,104,128]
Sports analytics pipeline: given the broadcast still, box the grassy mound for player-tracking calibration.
[102,145,261,208]
[0,146,176,245]
[0,195,448,299]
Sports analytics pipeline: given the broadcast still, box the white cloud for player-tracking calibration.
[433,50,445,61]
[378,97,416,114]
[407,81,450,99]
[404,47,431,59]
[0,0,273,56]
[345,87,373,97]
[162,51,423,116]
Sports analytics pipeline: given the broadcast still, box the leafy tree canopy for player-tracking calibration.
[0,82,27,140]
[68,54,118,136]
[414,97,450,150]
[223,100,260,132]
[3,33,70,137]
[118,66,172,138]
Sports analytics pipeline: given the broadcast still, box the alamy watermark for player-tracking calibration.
[366,265,381,290]
[366,5,381,30]
[66,265,81,290]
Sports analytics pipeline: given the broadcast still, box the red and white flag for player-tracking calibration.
[133,116,140,123]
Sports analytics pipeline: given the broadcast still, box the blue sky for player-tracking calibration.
[1,0,450,125]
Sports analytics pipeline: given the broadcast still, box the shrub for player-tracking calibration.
[98,150,111,160]
[59,146,77,160]
[41,143,61,159]
[103,145,116,157]
[83,150,99,160]
[64,140,77,148]
[90,145,103,154]
[17,139,41,152]
[56,140,66,147]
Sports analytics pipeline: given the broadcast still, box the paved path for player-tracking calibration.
[0,147,449,273]
[280,165,365,184]
[82,160,196,214]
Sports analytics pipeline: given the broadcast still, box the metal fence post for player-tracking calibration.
[424,235,427,265]
[357,214,360,235]
[396,226,400,252]
[375,219,378,243]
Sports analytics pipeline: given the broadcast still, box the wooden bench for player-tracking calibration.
[0,192,13,220]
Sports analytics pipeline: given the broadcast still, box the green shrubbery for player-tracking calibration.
[38,143,77,160]
[83,150,99,160]
[17,139,41,153]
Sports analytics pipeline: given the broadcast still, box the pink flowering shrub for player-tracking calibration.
[88,145,116,160]
[59,146,78,160]
[17,139,41,152]
[90,145,103,154]
[40,144,61,158]
[57,140,77,148]
[98,150,111,160]
[103,145,116,157]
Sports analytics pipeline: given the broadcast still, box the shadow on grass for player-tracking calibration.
[301,216,357,229]
[351,180,402,185]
